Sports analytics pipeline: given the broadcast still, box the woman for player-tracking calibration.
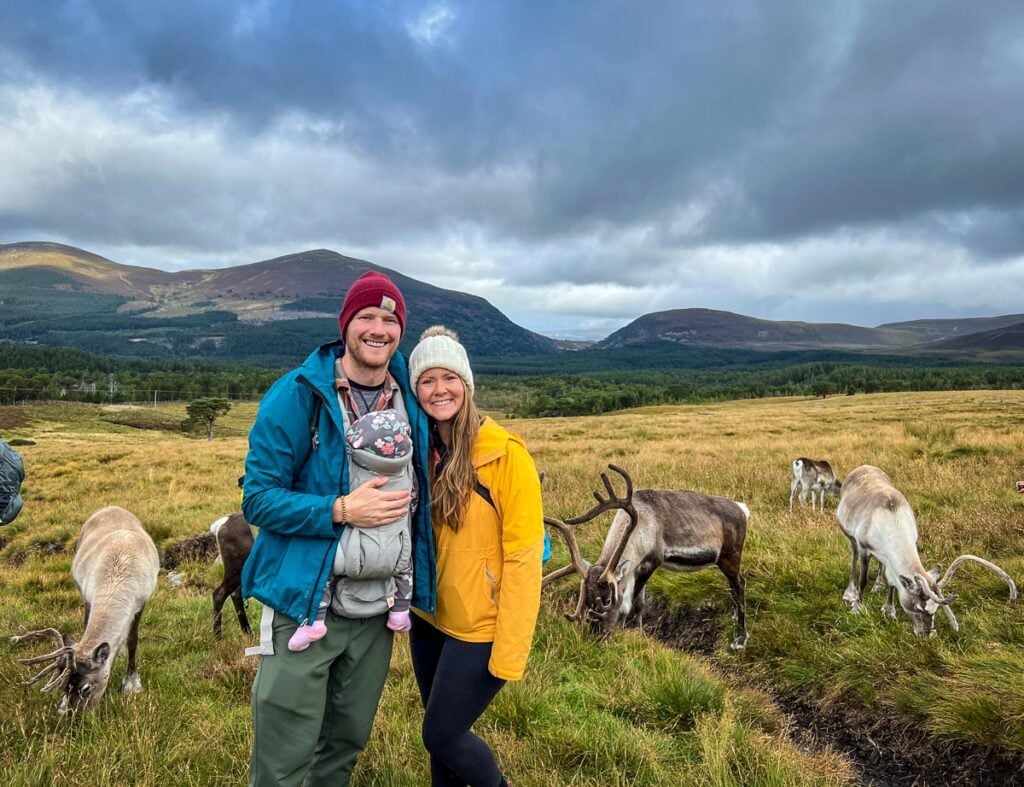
[408,326,545,787]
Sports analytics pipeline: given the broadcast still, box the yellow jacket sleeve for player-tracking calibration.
[488,439,544,680]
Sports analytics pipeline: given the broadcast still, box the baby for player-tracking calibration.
[288,408,414,651]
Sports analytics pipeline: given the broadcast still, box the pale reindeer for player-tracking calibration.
[1016,480,1024,494]
[836,465,1017,635]
[11,506,160,713]
[790,457,842,511]
[544,464,750,650]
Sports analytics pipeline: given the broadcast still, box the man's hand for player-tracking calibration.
[334,476,411,527]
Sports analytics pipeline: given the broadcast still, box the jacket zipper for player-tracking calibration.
[299,380,342,624]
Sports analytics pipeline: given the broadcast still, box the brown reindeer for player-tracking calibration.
[210,512,255,637]
[544,464,750,650]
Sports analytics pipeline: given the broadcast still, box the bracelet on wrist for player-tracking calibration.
[339,494,348,525]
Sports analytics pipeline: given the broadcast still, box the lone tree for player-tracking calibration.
[183,397,232,441]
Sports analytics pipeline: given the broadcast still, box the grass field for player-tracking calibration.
[1,391,1022,785]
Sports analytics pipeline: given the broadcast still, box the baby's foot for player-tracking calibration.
[288,625,312,652]
[387,609,411,632]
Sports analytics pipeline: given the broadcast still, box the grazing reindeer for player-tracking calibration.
[544,464,750,650]
[210,511,255,637]
[12,506,160,713]
[836,465,1017,635]
[790,457,842,511]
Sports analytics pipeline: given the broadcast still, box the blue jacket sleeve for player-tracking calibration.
[241,375,339,539]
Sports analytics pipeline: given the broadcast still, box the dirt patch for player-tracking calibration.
[641,597,723,657]
[162,532,218,569]
[642,599,1024,786]
[5,540,66,566]
[780,692,1024,786]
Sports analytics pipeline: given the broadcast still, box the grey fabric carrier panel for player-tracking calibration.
[330,390,414,618]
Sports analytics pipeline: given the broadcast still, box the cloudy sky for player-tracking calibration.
[2,1,1023,339]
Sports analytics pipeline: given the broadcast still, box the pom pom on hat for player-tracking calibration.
[409,326,474,395]
[338,271,407,338]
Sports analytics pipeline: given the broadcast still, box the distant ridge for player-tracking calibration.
[877,314,1024,341]
[595,308,922,351]
[917,321,1024,354]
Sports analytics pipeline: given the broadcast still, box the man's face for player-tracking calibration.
[344,306,402,375]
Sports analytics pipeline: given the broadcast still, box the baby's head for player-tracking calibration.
[346,408,413,463]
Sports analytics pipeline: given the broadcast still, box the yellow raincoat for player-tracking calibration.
[413,417,544,680]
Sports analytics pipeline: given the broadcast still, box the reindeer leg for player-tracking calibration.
[842,537,862,607]
[231,587,252,635]
[856,551,872,611]
[720,555,748,650]
[789,478,799,511]
[625,559,656,630]
[122,609,144,693]
[212,583,228,638]
[872,564,887,593]
[881,584,897,619]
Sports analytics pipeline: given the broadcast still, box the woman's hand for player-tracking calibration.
[334,476,411,528]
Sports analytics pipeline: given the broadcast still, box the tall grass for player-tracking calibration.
[1,391,1022,783]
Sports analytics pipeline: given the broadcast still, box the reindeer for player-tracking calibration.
[11,506,160,713]
[210,511,255,637]
[544,464,750,650]
[836,465,1017,635]
[790,457,841,511]
[1016,480,1024,494]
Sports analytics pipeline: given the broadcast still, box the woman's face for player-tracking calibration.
[416,367,466,423]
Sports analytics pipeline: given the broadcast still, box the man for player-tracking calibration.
[241,271,435,787]
[0,438,25,525]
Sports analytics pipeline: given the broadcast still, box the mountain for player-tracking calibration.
[917,321,1024,355]
[594,308,923,351]
[877,314,1024,341]
[0,242,556,365]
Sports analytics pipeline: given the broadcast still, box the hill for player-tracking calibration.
[593,307,1024,357]
[0,242,556,365]
[878,313,1024,341]
[594,308,922,350]
[918,320,1024,355]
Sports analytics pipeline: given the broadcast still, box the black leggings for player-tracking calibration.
[409,615,507,787]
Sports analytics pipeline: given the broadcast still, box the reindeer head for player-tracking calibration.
[896,567,948,636]
[11,628,112,714]
[543,464,639,638]
[897,555,1017,636]
[580,561,633,636]
[60,640,113,713]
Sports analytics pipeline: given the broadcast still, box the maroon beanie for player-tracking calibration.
[338,271,407,338]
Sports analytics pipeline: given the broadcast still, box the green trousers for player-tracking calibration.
[249,608,394,787]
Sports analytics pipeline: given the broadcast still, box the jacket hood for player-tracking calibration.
[472,417,526,469]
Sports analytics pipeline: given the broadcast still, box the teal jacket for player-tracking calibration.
[241,340,436,623]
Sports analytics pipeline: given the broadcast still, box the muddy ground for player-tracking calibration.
[642,598,1024,786]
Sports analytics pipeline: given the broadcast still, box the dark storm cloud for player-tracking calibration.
[1,1,1023,334]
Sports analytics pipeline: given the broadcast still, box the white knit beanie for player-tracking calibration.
[409,326,475,396]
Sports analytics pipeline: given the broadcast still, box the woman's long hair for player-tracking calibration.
[430,391,481,532]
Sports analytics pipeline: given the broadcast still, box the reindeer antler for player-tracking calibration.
[542,465,640,621]
[566,465,639,582]
[10,627,75,692]
[542,517,592,621]
[937,555,1018,599]
[565,464,635,526]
